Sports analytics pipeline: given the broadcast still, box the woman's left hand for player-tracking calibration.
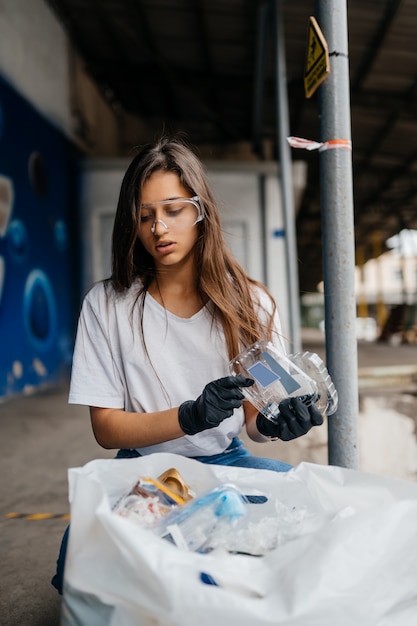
[256,395,323,441]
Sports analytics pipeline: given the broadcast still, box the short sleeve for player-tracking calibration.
[68,290,125,408]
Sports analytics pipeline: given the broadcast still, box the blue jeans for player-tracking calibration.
[191,437,292,471]
[117,437,292,472]
[52,438,291,594]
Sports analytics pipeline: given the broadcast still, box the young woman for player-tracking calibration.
[52,136,322,594]
[69,135,323,465]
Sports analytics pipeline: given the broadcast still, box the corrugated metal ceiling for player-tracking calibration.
[45,0,417,294]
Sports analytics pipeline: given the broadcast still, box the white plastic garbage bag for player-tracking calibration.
[61,453,417,626]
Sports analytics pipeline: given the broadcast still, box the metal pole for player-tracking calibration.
[316,0,359,468]
[252,3,269,159]
[253,3,270,285]
[273,0,301,351]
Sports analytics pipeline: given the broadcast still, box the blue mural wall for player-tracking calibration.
[0,76,80,399]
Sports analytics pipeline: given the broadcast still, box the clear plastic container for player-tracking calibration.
[229,341,338,423]
[289,351,338,416]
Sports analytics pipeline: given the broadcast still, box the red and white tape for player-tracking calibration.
[287,136,352,152]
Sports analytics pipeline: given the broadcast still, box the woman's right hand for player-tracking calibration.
[178,375,254,435]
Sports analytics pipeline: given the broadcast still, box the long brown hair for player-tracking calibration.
[111,135,278,358]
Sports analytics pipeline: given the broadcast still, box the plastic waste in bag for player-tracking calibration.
[63,455,417,626]
[113,468,195,527]
[156,484,248,552]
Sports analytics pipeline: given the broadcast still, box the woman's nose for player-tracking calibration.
[151,218,169,234]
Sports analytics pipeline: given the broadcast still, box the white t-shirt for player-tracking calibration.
[69,279,283,456]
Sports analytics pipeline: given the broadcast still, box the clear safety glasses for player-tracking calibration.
[138,196,203,234]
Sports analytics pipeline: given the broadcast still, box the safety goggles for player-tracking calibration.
[138,196,203,234]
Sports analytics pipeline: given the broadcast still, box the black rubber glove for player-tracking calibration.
[178,375,254,435]
[256,394,324,441]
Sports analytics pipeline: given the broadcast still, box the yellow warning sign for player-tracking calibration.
[304,16,330,98]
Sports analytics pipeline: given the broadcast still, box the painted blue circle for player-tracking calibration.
[23,270,57,350]
[54,220,68,252]
[7,220,29,261]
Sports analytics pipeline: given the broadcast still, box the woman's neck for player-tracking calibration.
[148,267,207,318]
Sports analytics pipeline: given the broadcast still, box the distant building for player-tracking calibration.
[302,231,417,343]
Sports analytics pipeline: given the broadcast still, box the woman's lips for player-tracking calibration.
[155,240,175,254]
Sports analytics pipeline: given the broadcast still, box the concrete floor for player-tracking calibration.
[0,387,114,626]
[1,332,416,625]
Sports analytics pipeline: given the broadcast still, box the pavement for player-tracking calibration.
[0,386,114,626]
[0,331,416,625]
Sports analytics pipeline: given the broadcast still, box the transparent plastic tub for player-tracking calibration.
[229,341,338,423]
[289,351,338,417]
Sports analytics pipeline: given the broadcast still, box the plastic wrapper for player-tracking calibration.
[156,484,248,552]
[112,467,195,528]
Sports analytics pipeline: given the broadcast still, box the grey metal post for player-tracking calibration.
[273,0,301,351]
[316,0,359,468]
[253,3,270,285]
